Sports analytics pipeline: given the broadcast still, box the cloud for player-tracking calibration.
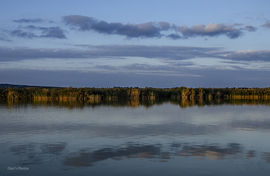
[13,18,45,23]
[0,45,221,62]
[62,15,94,31]
[245,17,253,20]
[178,23,243,39]
[64,144,161,167]
[63,15,253,39]
[2,45,270,86]
[13,18,54,24]
[223,50,270,61]
[233,23,243,26]
[261,21,270,28]
[63,15,170,38]
[242,25,257,32]
[0,34,12,42]
[166,33,182,40]
[74,45,223,60]
[1,45,270,66]
[0,36,11,41]
[10,29,37,38]
[1,45,270,63]
[9,16,257,41]
[158,21,171,30]
[93,63,197,77]
[10,26,66,39]
[40,27,66,39]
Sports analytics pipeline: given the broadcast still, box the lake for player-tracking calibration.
[1,99,270,176]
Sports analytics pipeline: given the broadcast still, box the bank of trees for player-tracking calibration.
[0,86,269,101]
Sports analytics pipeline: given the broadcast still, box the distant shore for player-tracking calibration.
[0,84,269,101]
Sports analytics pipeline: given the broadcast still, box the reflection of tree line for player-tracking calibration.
[9,142,270,167]
[1,87,270,101]
[2,98,270,109]
[170,98,270,108]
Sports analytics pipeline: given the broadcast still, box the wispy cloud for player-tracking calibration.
[166,33,182,40]
[13,18,53,23]
[0,45,222,62]
[10,29,37,38]
[242,25,257,32]
[1,45,270,63]
[0,34,12,42]
[10,25,66,39]
[223,50,270,61]
[261,20,270,28]
[39,26,66,39]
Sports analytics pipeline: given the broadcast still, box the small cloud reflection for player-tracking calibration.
[177,143,243,160]
[262,152,270,163]
[41,142,66,155]
[159,152,171,162]
[63,145,161,167]
[246,150,256,159]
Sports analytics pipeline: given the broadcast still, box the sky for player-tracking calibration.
[0,0,270,88]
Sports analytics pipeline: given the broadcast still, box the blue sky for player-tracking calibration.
[0,0,270,88]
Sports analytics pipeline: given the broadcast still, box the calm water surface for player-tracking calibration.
[1,100,270,176]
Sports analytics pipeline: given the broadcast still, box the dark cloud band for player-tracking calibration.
[63,15,250,39]
[63,15,169,38]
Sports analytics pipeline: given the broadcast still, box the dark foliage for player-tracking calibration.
[0,86,269,101]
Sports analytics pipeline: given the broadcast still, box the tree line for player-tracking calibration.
[0,86,269,101]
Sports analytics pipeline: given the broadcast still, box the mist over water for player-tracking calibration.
[1,99,270,176]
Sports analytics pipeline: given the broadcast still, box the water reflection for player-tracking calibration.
[246,150,256,159]
[177,143,243,160]
[10,143,43,166]
[262,153,270,163]
[64,144,161,167]
[40,143,66,155]
[1,117,270,137]
[9,143,67,166]
[64,142,248,167]
[1,99,270,175]
[1,98,270,109]
[6,141,270,168]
